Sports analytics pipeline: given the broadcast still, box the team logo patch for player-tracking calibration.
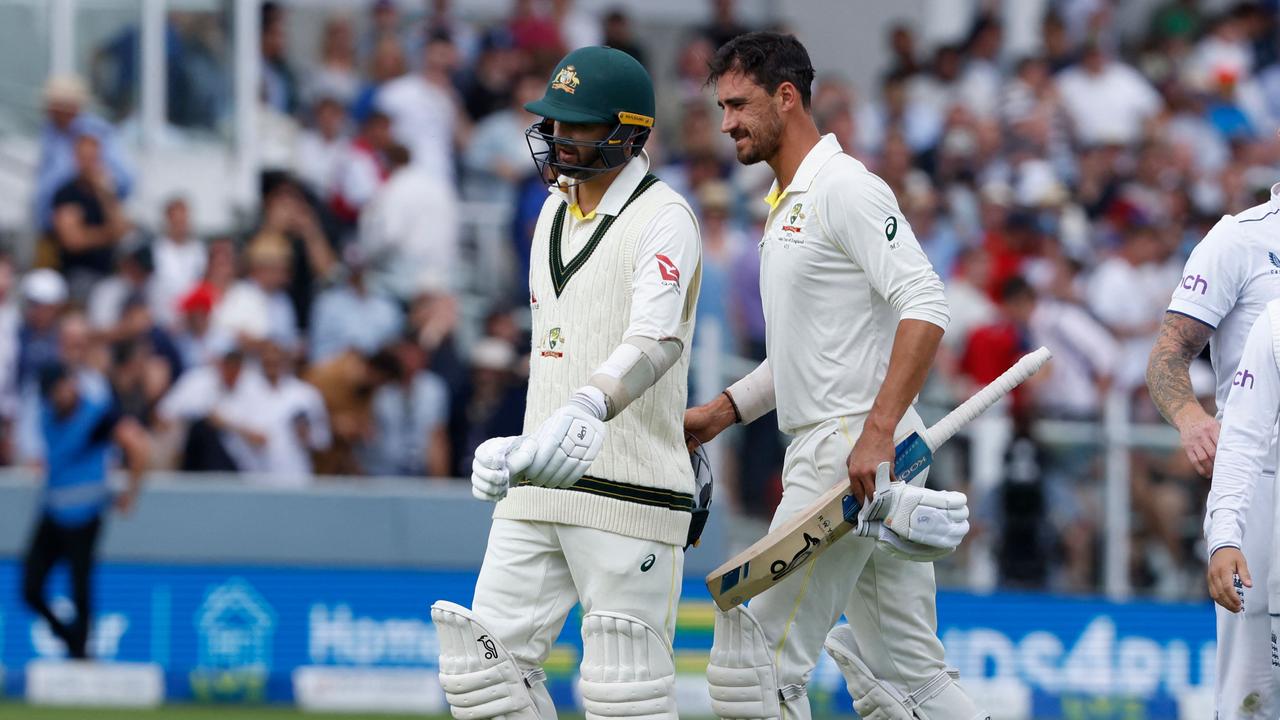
[552,65,581,95]
[885,216,898,242]
[656,254,681,289]
[540,326,565,358]
[782,202,806,234]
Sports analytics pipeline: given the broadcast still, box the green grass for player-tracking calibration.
[0,704,579,720]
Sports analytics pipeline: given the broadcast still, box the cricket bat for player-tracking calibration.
[706,346,1052,611]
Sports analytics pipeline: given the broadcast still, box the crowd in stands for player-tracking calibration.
[12,0,1280,598]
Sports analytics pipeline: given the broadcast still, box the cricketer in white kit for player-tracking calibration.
[431,47,702,719]
[1149,184,1280,719]
[686,32,984,720]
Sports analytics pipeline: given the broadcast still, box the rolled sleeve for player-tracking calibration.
[1206,307,1280,554]
[822,172,950,331]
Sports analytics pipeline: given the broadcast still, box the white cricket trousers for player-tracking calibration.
[471,518,684,677]
[746,409,954,708]
[1216,471,1277,719]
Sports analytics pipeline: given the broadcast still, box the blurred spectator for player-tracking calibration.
[463,70,542,205]
[257,178,338,327]
[1085,224,1167,391]
[425,0,480,63]
[152,197,208,330]
[305,347,401,476]
[156,337,262,472]
[308,245,402,365]
[602,8,647,68]
[360,0,411,68]
[359,145,460,300]
[552,0,601,51]
[246,336,330,483]
[22,361,147,660]
[352,35,407,125]
[691,182,744,359]
[0,257,20,446]
[34,75,133,238]
[363,335,451,478]
[886,23,921,77]
[1030,258,1120,420]
[449,337,525,477]
[50,135,134,298]
[108,332,173,426]
[86,243,157,335]
[960,276,1037,412]
[458,27,520,123]
[1056,43,1162,146]
[408,281,466,390]
[16,313,112,466]
[699,0,749,50]
[16,271,68,393]
[377,32,469,185]
[508,0,564,61]
[331,110,393,224]
[212,233,299,350]
[171,283,220,369]
[295,97,352,199]
[305,15,360,108]
[956,14,1004,120]
[941,247,997,354]
[260,2,299,115]
[202,236,239,298]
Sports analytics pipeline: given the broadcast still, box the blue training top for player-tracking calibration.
[40,394,121,528]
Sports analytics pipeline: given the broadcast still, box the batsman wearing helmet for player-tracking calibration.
[432,46,703,719]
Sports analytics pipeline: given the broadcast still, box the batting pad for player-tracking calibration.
[579,611,677,720]
[431,601,542,720]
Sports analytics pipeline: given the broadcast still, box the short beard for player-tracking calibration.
[555,145,606,179]
[736,111,784,165]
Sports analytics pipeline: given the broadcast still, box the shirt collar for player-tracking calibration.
[762,133,843,210]
[550,150,652,221]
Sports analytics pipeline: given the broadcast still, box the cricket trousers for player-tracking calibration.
[1217,471,1277,719]
[471,518,684,715]
[742,407,981,719]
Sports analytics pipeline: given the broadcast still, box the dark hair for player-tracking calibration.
[706,32,815,109]
[999,275,1035,303]
[366,348,403,379]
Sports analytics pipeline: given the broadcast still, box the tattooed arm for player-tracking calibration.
[1147,312,1218,477]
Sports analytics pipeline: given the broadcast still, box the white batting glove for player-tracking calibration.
[507,389,606,489]
[856,462,970,561]
[471,436,522,502]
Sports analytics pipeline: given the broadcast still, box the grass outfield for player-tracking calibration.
[0,704,585,720]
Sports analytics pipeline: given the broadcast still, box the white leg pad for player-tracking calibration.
[707,606,806,720]
[431,601,545,720]
[578,611,677,720]
[824,625,987,720]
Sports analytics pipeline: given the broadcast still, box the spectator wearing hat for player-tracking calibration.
[212,233,299,351]
[21,361,148,659]
[34,75,133,237]
[16,271,68,393]
[49,134,134,297]
[308,244,403,365]
[152,197,207,330]
[171,283,220,369]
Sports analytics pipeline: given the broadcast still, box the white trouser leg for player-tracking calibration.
[842,551,985,719]
[471,519,581,719]
[1217,471,1278,719]
[559,523,684,719]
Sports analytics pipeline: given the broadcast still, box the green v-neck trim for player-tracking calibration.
[549,173,660,297]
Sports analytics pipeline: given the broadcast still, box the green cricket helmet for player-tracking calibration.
[524,46,655,183]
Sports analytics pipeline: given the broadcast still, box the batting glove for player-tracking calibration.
[471,436,522,502]
[856,462,970,561]
[508,389,607,489]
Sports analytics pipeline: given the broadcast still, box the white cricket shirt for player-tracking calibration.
[1206,303,1280,554]
[1167,183,1280,475]
[758,134,949,434]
